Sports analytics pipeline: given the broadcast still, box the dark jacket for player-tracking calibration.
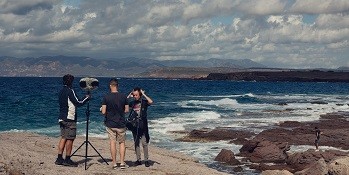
[128,98,150,143]
[58,85,89,122]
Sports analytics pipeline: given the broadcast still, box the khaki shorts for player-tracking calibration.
[106,127,126,143]
[60,121,77,140]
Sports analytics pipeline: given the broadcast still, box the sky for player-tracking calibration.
[0,0,349,68]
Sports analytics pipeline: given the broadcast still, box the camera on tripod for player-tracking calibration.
[79,77,99,91]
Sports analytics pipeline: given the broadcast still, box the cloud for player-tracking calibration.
[0,0,348,68]
[0,0,58,15]
[236,0,287,16]
[289,0,349,14]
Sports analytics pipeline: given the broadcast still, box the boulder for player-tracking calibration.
[214,149,240,165]
[176,128,254,142]
[287,149,347,172]
[250,140,288,163]
[239,139,289,163]
[328,156,349,175]
[294,158,328,175]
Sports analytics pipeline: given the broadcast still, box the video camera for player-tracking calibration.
[79,77,99,91]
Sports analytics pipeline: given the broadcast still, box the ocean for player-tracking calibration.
[1,77,349,174]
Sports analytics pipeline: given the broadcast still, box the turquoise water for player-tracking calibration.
[1,77,349,174]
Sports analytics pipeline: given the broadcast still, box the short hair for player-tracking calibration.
[109,78,118,87]
[133,87,142,96]
[63,74,74,87]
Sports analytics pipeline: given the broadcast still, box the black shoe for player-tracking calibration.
[134,160,142,166]
[144,161,150,167]
[55,158,64,165]
[63,159,78,167]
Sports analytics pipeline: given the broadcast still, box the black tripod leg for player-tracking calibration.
[85,140,88,170]
[71,141,86,156]
[88,141,109,165]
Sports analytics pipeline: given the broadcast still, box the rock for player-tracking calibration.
[310,101,328,104]
[176,128,254,142]
[229,138,248,145]
[250,140,288,163]
[214,149,240,165]
[239,139,259,154]
[294,158,328,175]
[262,170,293,175]
[287,149,347,172]
[251,163,294,173]
[328,156,349,175]
[233,166,243,172]
[239,139,289,163]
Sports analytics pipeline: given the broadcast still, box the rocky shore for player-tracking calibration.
[176,112,349,174]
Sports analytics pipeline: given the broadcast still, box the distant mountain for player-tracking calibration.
[160,58,266,68]
[338,67,349,71]
[204,70,349,82]
[0,55,266,77]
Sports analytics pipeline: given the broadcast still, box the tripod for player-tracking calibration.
[71,93,109,170]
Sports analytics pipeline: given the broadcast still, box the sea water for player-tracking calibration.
[1,77,349,174]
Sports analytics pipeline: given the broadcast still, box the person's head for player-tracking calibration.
[132,87,142,100]
[109,78,118,90]
[315,127,318,130]
[63,74,74,87]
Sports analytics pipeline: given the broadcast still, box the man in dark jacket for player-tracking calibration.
[127,87,153,167]
[55,74,90,167]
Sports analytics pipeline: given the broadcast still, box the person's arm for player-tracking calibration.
[101,96,107,116]
[127,91,133,98]
[68,89,89,107]
[124,104,129,113]
[141,89,153,105]
[101,105,107,115]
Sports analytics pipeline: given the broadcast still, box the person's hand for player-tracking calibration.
[141,89,145,95]
[128,91,133,98]
[86,94,91,99]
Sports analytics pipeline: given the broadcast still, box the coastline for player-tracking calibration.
[0,132,228,175]
[175,111,349,174]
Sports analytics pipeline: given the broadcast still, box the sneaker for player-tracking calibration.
[144,161,150,167]
[112,164,118,170]
[54,158,64,165]
[120,164,128,169]
[63,159,78,167]
[134,160,142,166]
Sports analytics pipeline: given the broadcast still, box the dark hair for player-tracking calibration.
[63,74,74,87]
[133,87,142,96]
[315,127,318,129]
[109,78,118,87]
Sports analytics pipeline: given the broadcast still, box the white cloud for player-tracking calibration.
[327,40,349,49]
[290,0,349,14]
[237,0,287,15]
[0,0,348,68]
[315,14,349,29]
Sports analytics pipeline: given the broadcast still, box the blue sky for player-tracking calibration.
[0,0,348,68]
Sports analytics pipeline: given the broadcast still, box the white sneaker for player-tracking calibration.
[120,164,128,169]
